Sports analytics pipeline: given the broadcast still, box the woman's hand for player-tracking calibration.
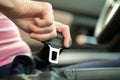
[0,0,57,40]
[0,0,72,48]
[29,21,72,48]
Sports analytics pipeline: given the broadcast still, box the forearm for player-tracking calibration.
[0,0,30,12]
[0,0,32,32]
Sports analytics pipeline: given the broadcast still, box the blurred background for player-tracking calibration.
[19,0,120,66]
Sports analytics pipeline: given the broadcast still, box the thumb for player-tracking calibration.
[56,22,72,48]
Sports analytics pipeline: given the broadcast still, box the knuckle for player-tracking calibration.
[65,25,70,30]
[44,2,53,9]
[45,19,53,26]
[63,25,70,31]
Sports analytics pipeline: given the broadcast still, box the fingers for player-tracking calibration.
[35,2,54,27]
[28,22,57,41]
[55,22,72,48]
[28,21,72,48]
[29,24,57,41]
[34,17,53,27]
[28,23,53,34]
[27,2,56,41]
[30,31,57,41]
[27,2,72,48]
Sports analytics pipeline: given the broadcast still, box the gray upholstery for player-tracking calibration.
[64,68,120,80]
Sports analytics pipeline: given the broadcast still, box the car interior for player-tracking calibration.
[18,0,120,79]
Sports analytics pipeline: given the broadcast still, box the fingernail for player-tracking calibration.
[67,40,72,48]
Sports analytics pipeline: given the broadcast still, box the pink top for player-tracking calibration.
[0,12,31,67]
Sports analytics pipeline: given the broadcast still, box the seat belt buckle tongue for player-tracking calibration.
[48,45,61,64]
